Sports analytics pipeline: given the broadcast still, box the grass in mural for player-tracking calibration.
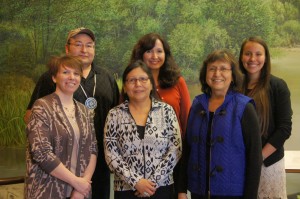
[0,73,121,147]
[116,78,123,91]
[0,74,34,147]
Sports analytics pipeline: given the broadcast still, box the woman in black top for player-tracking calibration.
[239,37,292,198]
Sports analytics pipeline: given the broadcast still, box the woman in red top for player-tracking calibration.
[129,33,191,197]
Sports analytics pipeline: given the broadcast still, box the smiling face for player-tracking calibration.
[52,65,81,96]
[142,39,166,72]
[65,34,95,68]
[123,67,153,103]
[206,60,232,96]
[241,41,266,79]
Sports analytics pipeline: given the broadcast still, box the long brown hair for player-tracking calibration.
[129,33,180,88]
[239,36,270,137]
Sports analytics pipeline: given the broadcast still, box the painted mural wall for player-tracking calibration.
[0,0,299,146]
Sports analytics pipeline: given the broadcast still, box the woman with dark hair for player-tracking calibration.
[239,37,292,199]
[104,60,182,199]
[130,33,191,196]
[178,49,262,199]
[25,55,98,199]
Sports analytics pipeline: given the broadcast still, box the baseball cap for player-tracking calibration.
[66,27,95,43]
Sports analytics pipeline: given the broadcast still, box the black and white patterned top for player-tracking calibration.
[104,98,182,191]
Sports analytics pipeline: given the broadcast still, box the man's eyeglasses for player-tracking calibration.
[68,42,94,49]
[126,77,149,85]
[207,67,231,73]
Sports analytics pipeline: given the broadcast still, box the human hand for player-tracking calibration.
[71,177,91,197]
[70,189,85,199]
[134,178,156,197]
[178,193,188,199]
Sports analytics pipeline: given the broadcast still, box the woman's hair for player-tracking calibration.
[129,33,180,88]
[239,36,271,137]
[199,49,243,95]
[121,60,158,101]
[48,55,83,77]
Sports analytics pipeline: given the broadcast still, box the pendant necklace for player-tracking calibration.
[79,74,97,110]
[63,104,76,122]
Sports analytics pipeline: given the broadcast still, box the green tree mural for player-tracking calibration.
[0,0,299,146]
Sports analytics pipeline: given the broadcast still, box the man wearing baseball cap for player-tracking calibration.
[24,27,119,199]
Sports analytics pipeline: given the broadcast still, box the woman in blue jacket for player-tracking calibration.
[178,49,262,199]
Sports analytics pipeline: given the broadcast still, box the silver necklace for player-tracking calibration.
[79,75,97,110]
[63,105,76,122]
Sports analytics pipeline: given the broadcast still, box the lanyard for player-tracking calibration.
[79,74,96,99]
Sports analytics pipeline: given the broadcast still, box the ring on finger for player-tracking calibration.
[143,191,150,197]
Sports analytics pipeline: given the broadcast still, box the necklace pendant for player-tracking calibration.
[85,97,97,110]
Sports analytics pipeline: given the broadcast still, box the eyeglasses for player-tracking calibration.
[68,42,95,49]
[126,77,149,85]
[207,67,231,73]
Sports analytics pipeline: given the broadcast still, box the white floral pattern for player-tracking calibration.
[258,158,287,199]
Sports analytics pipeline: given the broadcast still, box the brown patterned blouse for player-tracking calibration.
[25,93,97,199]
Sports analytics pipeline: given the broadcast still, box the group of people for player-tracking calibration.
[24,27,292,199]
